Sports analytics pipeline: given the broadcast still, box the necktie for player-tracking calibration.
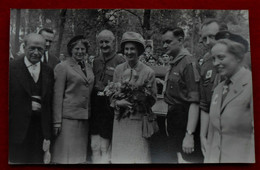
[221,79,231,105]
[43,52,47,64]
[78,61,87,77]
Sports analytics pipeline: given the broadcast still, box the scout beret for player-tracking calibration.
[215,31,248,53]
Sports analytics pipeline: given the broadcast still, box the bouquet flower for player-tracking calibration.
[104,80,155,120]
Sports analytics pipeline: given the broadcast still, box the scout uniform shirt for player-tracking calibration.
[164,48,200,106]
[163,48,203,163]
[199,52,220,113]
[93,53,125,91]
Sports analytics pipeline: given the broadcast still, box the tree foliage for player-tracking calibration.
[10,9,249,60]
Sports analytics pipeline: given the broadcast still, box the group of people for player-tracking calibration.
[9,18,254,164]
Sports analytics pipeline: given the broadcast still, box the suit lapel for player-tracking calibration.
[213,82,224,117]
[85,64,94,84]
[14,59,32,96]
[67,58,88,82]
[220,69,249,112]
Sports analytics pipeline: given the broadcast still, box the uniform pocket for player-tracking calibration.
[167,72,180,98]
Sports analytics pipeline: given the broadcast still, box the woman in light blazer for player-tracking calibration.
[52,35,94,164]
[205,38,254,163]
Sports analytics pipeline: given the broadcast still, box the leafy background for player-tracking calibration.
[10,9,249,60]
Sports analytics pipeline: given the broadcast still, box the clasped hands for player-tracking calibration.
[115,99,133,109]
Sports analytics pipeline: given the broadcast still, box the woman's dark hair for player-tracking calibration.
[67,35,90,56]
[121,41,145,56]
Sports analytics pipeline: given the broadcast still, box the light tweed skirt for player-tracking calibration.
[52,118,89,164]
[111,116,151,163]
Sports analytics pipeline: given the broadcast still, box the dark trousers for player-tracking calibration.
[166,103,203,163]
[9,113,44,164]
[90,92,114,140]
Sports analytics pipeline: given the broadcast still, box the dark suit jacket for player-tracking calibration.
[46,51,60,70]
[9,58,54,143]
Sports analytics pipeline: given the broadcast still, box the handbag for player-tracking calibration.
[142,110,159,138]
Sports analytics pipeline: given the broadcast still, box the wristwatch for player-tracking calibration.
[186,130,194,136]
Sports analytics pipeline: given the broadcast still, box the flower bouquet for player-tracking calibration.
[104,80,159,138]
[104,80,155,121]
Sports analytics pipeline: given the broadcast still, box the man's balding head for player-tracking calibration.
[97,30,115,56]
[97,29,115,41]
[24,33,46,64]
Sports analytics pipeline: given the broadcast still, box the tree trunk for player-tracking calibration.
[143,9,151,39]
[191,10,196,55]
[24,9,30,35]
[56,9,67,58]
[14,9,21,57]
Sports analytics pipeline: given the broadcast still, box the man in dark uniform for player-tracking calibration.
[39,28,60,69]
[162,27,202,163]
[90,30,125,163]
[199,19,228,156]
[9,33,54,164]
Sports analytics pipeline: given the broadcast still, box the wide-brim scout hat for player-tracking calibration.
[215,31,248,53]
[120,32,145,55]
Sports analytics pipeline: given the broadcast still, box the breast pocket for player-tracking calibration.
[104,67,115,83]
[167,72,180,97]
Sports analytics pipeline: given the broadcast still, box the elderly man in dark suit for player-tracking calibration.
[39,28,60,69]
[9,33,54,164]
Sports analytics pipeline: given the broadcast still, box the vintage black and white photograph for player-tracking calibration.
[9,9,254,164]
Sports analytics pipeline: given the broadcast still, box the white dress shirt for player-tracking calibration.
[24,56,41,83]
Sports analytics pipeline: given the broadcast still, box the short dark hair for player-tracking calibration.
[39,28,54,34]
[67,35,90,56]
[162,27,185,39]
[201,18,228,31]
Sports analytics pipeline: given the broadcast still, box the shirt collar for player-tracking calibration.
[169,48,191,65]
[229,67,246,84]
[125,61,143,72]
[24,56,40,68]
[103,52,116,62]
